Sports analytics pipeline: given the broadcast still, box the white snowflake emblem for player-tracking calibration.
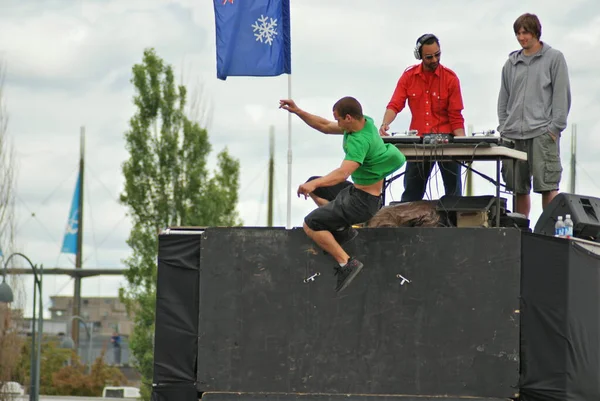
[251,15,278,46]
[65,216,78,234]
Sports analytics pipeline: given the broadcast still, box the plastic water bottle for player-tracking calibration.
[564,214,574,238]
[555,216,565,237]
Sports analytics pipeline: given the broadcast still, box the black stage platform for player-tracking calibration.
[151,227,600,401]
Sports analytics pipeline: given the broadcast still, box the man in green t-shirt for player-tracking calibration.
[279,96,406,293]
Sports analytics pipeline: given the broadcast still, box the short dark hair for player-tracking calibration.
[419,34,439,47]
[332,96,363,120]
[417,33,440,57]
[514,13,542,39]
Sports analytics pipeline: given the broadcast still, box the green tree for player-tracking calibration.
[13,340,126,397]
[0,58,16,259]
[13,338,71,395]
[120,48,241,400]
[0,58,20,401]
[52,350,127,396]
[0,306,24,401]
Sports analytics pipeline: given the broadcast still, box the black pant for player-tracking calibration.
[401,161,462,202]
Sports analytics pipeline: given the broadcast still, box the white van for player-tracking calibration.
[102,386,141,399]
[0,382,25,396]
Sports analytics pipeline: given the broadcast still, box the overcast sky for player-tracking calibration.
[1,0,599,317]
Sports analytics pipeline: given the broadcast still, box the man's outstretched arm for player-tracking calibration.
[279,99,343,135]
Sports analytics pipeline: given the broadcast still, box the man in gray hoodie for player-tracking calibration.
[498,13,571,217]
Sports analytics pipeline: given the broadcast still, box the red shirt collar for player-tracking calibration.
[414,63,442,77]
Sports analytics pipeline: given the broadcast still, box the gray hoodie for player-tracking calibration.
[497,43,571,140]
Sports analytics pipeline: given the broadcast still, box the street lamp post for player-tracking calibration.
[0,253,43,401]
[60,316,93,373]
[0,271,13,303]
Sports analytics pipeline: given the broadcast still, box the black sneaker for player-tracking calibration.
[332,227,359,246]
[333,258,364,293]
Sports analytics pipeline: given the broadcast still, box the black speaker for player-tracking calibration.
[534,193,600,240]
[437,195,507,213]
[436,195,508,227]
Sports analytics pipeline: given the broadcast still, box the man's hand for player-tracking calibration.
[297,180,318,199]
[279,99,301,114]
[547,129,558,142]
[453,128,466,137]
[379,123,390,136]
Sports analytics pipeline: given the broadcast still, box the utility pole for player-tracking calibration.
[72,127,85,349]
[570,123,577,193]
[267,126,275,227]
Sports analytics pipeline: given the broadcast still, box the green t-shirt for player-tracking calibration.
[343,116,406,185]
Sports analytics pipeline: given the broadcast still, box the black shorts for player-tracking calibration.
[304,184,382,232]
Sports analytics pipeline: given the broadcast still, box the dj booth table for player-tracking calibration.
[382,138,528,226]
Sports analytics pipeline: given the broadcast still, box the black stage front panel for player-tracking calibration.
[196,227,521,398]
[153,232,202,384]
[520,233,600,401]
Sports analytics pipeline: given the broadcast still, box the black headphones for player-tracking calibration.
[414,33,438,60]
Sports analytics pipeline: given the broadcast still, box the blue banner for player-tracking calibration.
[61,171,80,255]
[214,0,291,80]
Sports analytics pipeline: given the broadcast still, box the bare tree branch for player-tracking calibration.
[179,60,213,131]
[0,58,27,399]
[0,58,16,259]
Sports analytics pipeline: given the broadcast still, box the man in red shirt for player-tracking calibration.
[380,33,466,202]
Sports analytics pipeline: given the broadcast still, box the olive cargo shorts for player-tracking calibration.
[502,132,562,195]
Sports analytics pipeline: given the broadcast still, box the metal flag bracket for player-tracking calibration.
[304,272,321,283]
[396,274,411,285]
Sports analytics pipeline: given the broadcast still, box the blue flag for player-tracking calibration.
[214,0,291,80]
[61,171,81,254]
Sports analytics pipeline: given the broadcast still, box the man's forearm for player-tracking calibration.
[295,110,332,133]
[448,106,465,136]
[498,116,506,128]
[548,94,570,135]
[548,56,571,135]
[497,67,510,132]
[311,168,350,188]
[381,109,397,126]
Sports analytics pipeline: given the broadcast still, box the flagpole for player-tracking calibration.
[286,74,292,229]
[71,126,85,350]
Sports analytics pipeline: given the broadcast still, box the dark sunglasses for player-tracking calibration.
[423,51,441,60]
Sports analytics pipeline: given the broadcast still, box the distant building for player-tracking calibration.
[14,296,136,367]
[47,295,136,366]
[48,296,134,336]
[18,319,68,335]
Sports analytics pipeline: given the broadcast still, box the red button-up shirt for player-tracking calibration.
[386,64,465,136]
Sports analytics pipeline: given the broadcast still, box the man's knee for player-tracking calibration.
[306,176,320,183]
[302,221,311,235]
[304,213,330,232]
